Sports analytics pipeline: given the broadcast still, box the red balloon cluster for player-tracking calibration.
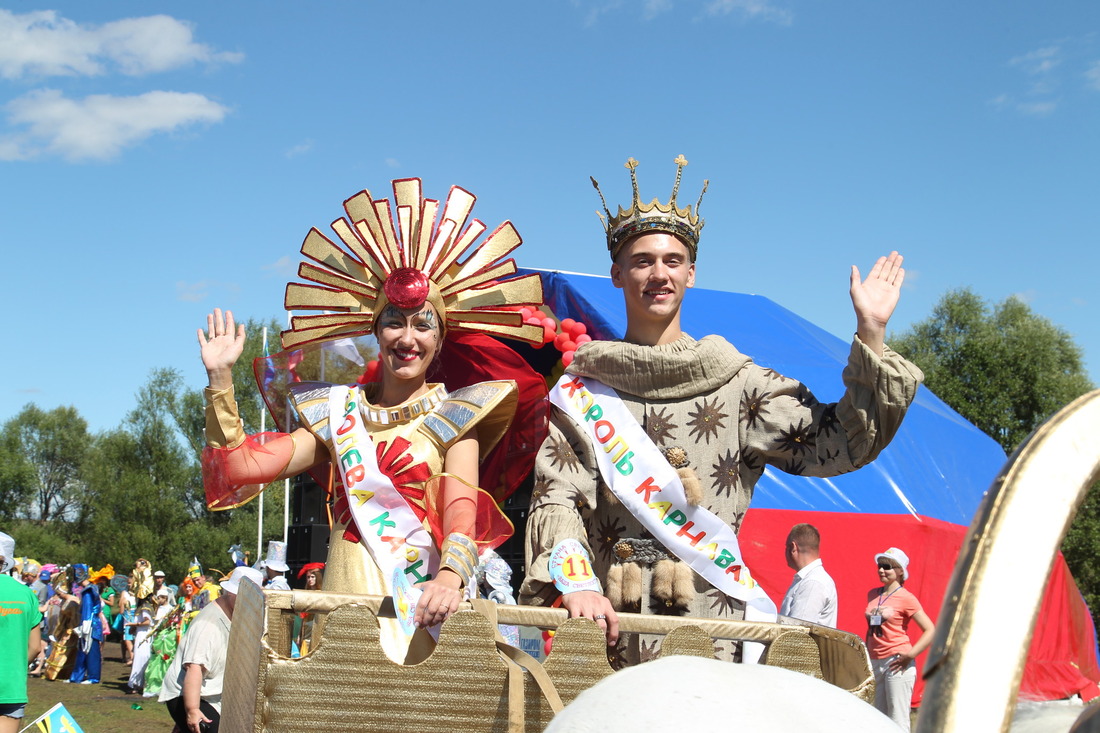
[519,307,592,367]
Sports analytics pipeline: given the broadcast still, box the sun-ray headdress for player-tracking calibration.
[282,178,544,349]
[591,155,708,261]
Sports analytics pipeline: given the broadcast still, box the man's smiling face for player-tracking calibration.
[611,232,696,328]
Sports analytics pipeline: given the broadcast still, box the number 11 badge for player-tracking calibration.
[549,538,602,594]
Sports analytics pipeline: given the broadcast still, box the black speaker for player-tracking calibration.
[287,523,330,567]
[291,473,328,525]
[495,472,533,592]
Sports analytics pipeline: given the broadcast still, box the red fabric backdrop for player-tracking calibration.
[741,508,1100,705]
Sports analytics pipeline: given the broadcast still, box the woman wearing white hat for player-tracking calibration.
[864,547,935,731]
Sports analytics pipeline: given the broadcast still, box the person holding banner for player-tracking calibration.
[198,178,547,663]
[520,156,923,667]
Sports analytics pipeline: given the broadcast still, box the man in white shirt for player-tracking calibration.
[159,566,263,732]
[780,523,838,628]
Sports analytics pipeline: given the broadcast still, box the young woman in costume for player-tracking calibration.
[292,563,324,656]
[126,600,155,693]
[117,582,136,665]
[199,179,545,662]
[864,547,936,732]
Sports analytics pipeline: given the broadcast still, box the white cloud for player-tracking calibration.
[285,139,314,158]
[571,0,624,28]
[0,9,242,80]
[176,280,240,303]
[1016,100,1058,117]
[1008,46,1064,102]
[262,256,297,277]
[993,43,1094,117]
[177,280,212,302]
[1085,61,1100,92]
[570,0,790,25]
[1011,289,1038,304]
[0,89,229,161]
[704,0,792,25]
[1009,46,1062,77]
[384,157,401,168]
[643,0,673,20]
[987,93,1058,117]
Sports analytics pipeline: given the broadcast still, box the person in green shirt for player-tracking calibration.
[0,532,43,733]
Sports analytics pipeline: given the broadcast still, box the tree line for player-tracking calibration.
[0,317,372,582]
[891,289,1098,618]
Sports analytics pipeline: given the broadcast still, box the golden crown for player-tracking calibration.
[281,178,544,350]
[591,155,708,261]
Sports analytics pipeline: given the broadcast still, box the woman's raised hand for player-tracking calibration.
[198,308,246,389]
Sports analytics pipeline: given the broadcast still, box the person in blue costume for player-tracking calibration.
[67,564,107,684]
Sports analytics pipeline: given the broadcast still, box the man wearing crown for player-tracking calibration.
[520,156,923,666]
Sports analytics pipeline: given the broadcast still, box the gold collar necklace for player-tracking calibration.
[360,383,447,426]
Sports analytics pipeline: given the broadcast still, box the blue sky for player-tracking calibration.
[2,1,1097,433]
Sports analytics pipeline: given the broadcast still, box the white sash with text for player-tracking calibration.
[329,385,439,591]
[550,374,777,644]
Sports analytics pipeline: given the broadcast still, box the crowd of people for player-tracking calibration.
[5,159,932,731]
[0,533,313,732]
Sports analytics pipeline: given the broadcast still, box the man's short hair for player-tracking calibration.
[788,523,821,553]
[613,231,696,265]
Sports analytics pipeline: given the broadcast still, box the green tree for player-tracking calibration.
[172,314,331,576]
[7,521,82,564]
[1,405,89,521]
[77,363,290,580]
[0,437,34,522]
[892,289,1093,454]
[176,315,372,553]
[892,288,1098,615]
[4,314,372,582]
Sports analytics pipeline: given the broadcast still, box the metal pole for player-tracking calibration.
[283,310,292,543]
[258,326,267,562]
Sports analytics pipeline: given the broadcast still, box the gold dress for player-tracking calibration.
[290,379,517,661]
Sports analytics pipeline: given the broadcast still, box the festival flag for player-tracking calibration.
[323,337,365,366]
[22,702,85,733]
[287,349,304,383]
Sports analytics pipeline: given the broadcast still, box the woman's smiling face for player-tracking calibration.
[375,302,442,383]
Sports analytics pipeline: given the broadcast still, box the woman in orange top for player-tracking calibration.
[864,547,935,732]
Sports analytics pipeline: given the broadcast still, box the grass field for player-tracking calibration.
[25,649,175,732]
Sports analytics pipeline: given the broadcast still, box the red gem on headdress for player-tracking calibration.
[383,267,430,309]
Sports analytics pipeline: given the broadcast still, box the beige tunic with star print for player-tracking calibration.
[519,333,922,666]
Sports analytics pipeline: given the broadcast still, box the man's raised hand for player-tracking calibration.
[850,251,905,356]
